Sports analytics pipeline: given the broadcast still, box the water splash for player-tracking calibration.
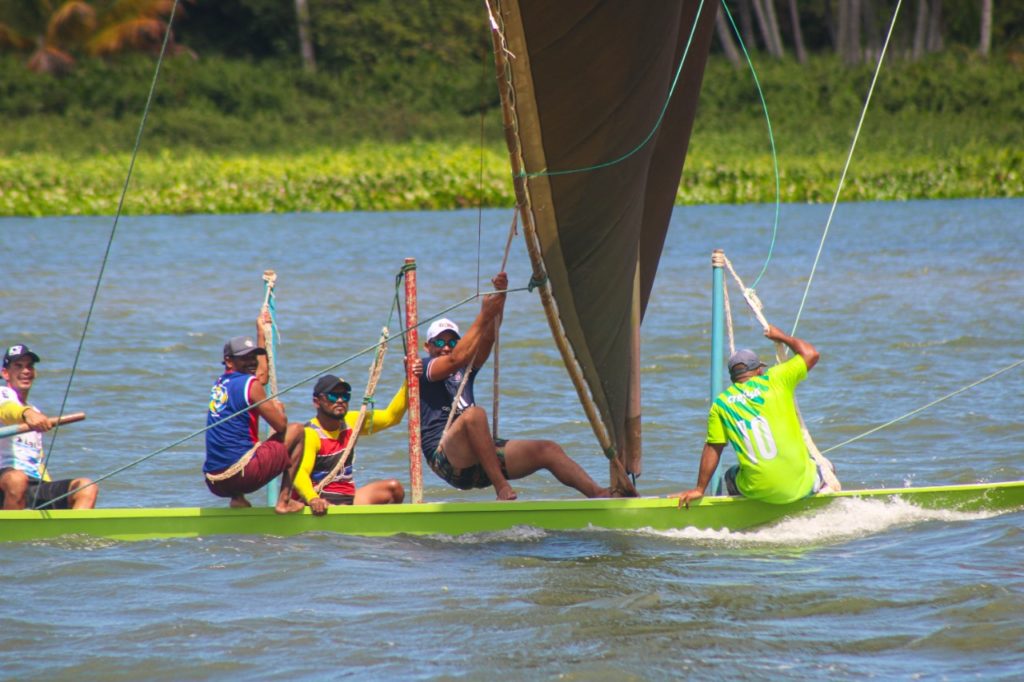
[636,498,1000,547]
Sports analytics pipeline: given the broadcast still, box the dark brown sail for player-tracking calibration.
[489,0,717,480]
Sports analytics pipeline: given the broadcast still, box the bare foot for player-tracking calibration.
[274,498,306,514]
[590,487,612,498]
[495,485,518,501]
[230,496,252,508]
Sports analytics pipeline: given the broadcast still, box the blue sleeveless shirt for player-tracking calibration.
[204,371,259,472]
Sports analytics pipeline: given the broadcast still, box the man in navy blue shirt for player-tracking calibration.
[419,272,608,500]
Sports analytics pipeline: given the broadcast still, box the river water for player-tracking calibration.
[1,199,1022,679]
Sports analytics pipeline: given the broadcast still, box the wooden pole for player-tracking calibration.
[619,258,642,488]
[403,258,424,504]
[0,412,86,440]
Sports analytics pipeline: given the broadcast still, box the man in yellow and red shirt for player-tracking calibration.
[293,374,406,515]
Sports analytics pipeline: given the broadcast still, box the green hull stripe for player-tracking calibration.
[1,481,1021,543]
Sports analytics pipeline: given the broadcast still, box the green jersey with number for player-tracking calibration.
[707,355,816,504]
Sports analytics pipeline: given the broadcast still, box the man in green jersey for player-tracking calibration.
[676,324,830,506]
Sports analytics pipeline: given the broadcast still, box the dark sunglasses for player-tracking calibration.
[431,338,458,349]
[324,391,351,403]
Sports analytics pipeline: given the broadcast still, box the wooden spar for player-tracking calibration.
[403,258,424,504]
[707,250,726,495]
[261,270,282,506]
[618,257,642,488]
[0,412,86,440]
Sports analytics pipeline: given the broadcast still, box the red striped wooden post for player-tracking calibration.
[403,258,424,503]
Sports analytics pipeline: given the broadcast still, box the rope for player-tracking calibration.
[31,0,181,510]
[438,350,479,453]
[719,252,840,490]
[204,442,258,482]
[515,0,708,179]
[790,0,905,337]
[492,210,520,439]
[719,0,780,289]
[314,326,389,493]
[35,283,530,509]
[260,270,279,398]
[822,358,1024,455]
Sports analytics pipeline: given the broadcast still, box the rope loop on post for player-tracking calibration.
[527,273,548,292]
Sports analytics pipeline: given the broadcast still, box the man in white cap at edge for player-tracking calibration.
[418,271,609,500]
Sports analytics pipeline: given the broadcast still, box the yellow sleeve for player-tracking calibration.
[292,427,321,503]
[0,400,28,426]
[345,381,408,435]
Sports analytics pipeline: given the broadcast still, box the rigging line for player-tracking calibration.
[790,0,904,337]
[518,0,707,179]
[720,0,779,290]
[475,45,489,296]
[35,284,530,509]
[33,0,180,508]
[822,358,1024,455]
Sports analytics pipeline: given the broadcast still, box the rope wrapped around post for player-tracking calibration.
[315,326,389,493]
[492,209,519,439]
[260,269,283,505]
[720,253,841,492]
[260,270,279,398]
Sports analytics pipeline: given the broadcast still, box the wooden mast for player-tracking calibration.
[403,258,424,503]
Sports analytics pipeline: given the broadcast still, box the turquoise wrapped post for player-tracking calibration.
[707,249,725,496]
[263,276,282,506]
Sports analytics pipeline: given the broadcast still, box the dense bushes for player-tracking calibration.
[0,51,1019,214]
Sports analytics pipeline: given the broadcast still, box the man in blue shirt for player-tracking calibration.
[419,272,608,500]
[204,314,305,513]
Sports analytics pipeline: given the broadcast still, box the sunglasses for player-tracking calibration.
[324,391,351,403]
[430,338,458,349]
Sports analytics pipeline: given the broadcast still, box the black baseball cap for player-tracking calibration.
[313,374,352,396]
[3,344,40,368]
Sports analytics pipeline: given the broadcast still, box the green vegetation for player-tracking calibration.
[0,48,1021,215]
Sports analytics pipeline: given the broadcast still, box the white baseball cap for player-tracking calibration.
[426,318,460,342]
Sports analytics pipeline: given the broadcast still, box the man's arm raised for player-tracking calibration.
[249,379,288,435]
[765,324,819,371]
[426,272,508,381]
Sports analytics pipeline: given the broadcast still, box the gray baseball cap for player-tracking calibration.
[728,349,766,377]
[223,336,266,358]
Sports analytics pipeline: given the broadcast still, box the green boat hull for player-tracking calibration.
[2,481,1022,543]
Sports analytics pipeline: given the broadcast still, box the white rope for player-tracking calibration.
[720,253,841,491]
[823,358,1024,455]
[791,0,905,337]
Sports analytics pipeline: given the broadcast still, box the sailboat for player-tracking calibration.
[2,0,1022,543]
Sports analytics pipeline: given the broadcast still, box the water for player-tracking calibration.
[1,199,1023,679]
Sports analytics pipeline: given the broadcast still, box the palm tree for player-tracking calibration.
[0,0,183,74]
[88,0,180,57]
[0,1,96,74]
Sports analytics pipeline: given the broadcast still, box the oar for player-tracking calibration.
[0,412,86,439]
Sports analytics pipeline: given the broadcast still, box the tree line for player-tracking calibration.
[1,0,1021,76]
